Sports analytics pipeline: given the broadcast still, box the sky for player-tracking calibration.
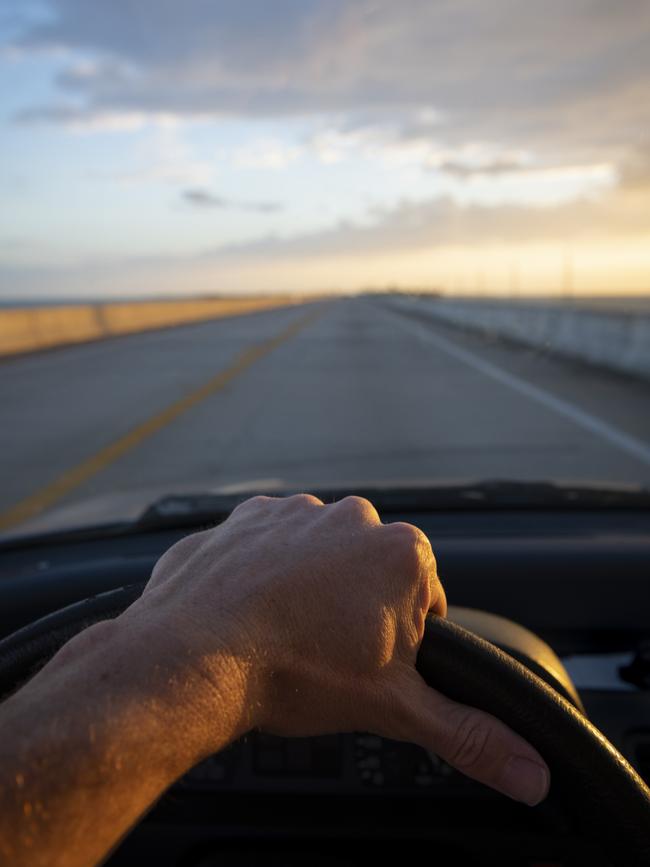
[1,0,649,299]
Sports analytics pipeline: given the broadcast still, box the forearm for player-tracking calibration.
[0,495,550,867]
[0,607,251,867]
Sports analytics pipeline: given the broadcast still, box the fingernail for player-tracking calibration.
[499,756,550,806]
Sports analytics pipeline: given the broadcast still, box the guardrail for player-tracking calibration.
[0,296,302,358]
[389,296,650,381]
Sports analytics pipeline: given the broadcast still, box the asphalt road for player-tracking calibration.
[1,295,649,535]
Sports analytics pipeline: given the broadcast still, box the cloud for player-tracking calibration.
[3,180,649,299]
[618,145,650,191]
[13,106,171,133]
[230,138,303,170]
[436,157,531,179]
[181,188,282,213]
[3,0,649,290]
[202,184,650,262]
[5,0,647,232]
[9,1,649,164]
[182,189,228,208]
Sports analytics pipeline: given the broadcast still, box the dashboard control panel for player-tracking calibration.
[179,732,463,796]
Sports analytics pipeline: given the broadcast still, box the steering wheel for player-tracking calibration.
[0,583,648,867]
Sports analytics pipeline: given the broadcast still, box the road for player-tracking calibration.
[1,295,649,535]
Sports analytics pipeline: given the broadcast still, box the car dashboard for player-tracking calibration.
[0,506,649,866]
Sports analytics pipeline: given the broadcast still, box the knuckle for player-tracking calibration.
[337,495,376,518]
[339,494,368,510]
[246,494,274,507]
[168,529,204,557]
[447,711,493,773]
[389,521,422,544]
[150,531,203,580]
[387,522,432,563]
[285,493,323,508]
[232,495,273,514]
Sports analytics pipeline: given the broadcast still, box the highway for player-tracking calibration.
[1,295,649,535]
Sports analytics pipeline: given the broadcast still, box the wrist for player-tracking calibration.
[114,595,261,762]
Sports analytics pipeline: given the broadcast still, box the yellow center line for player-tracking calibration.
[0,307,324,533]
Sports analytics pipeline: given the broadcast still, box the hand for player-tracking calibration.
[135,494,550,806]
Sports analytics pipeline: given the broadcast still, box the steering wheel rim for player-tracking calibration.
[419,614,650,867]
[0,584,648,867]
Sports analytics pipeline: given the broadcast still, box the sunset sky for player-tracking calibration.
[1,0,649,298]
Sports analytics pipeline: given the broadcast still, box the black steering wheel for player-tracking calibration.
[0,583,648,867]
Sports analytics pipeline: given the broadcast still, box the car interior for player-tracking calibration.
[2,2,650,865]
[1,485,648,867]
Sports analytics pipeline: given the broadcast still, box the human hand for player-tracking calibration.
[136,494,549,806]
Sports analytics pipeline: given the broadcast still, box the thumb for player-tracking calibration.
[381,670,550,806]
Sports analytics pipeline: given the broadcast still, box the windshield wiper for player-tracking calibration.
[2,480,647,550]
[134,480,650,530]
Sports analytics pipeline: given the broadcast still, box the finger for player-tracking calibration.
[431,576,447,618]
[384,672,550,806]
[384,522,446,617]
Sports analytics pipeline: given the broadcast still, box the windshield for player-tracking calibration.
[1,1,649,536]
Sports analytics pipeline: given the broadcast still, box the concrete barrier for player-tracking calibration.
[388,295,650,381]
[0,296,302,358]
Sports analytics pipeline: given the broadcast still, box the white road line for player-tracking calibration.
[385,303,650,467]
